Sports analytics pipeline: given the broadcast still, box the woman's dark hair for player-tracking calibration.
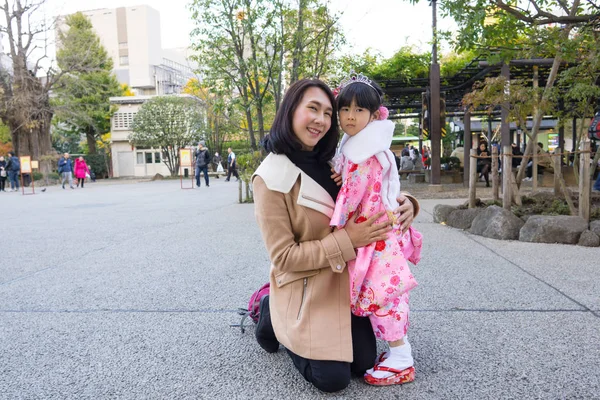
[262,79,339,163]
[336,79,383,115]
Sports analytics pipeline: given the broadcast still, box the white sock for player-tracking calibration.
[370,338,414,379]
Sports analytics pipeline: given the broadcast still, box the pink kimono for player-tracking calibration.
[330,120,422,341]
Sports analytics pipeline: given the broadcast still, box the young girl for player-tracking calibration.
[330,72,423,386]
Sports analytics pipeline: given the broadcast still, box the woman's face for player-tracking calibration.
[480,143,486,151]
[79,156,84,161]
[291,87,333,151]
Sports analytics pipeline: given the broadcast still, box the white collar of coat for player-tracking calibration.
[253,153,335,217]
[339,120,395,164]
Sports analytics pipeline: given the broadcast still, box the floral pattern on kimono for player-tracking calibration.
[330,155,421,323]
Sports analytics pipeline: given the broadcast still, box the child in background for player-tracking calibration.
[330,72,423,386]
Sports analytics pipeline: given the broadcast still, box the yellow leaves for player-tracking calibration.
[121,84,135,97]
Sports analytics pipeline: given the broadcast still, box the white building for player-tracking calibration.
[57,5,195,95]
[109,95,201,178]
[109,95,171,177]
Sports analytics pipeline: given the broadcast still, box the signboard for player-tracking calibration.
[180,149,192,167]
[31,160,39,169]
[20,156,32,174]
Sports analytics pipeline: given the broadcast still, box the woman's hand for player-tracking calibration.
[330,167,342,186]
[344,211,391,248]
[394,195,415,233]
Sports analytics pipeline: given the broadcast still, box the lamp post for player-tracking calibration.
[429,0,441,185]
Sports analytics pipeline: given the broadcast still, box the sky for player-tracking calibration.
[41,0,456,58]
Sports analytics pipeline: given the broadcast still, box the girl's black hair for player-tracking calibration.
[336,79,384,114]
[262,79,339,164]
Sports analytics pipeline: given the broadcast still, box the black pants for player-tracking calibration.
[286,314,376,393]
[477,162,490,185]
[226,164,239,180]
[77,178,85,188]
[0,177,6,191]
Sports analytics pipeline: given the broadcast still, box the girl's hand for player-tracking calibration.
[344,211,391,248]
[394,195,415,233]
[330,167,342,186]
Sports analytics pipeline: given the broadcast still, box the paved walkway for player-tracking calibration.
[0,180,598,399]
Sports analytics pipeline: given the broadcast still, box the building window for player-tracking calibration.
[120,56,129,66]
[113,112,136,129]
[136,152,144,164]
[154,152,161,163]
[119,42,128,49]
[145,152,153,164]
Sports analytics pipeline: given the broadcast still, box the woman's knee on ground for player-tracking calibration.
[304,360,351,393]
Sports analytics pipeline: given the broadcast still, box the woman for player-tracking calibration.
[251,79,420,393]
[0,156,7,192]
[477,142,491,187]
[74,156,90,188]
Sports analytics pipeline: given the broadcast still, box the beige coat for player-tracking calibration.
[252,153,419,362]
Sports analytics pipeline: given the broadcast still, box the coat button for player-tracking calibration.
[336,265,342,270]
[277,279,282,284]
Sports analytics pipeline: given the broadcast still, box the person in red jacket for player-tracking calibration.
[74,156,90,188]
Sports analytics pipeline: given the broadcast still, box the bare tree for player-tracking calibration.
[0,0,55,171]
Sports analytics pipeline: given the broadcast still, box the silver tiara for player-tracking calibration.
[338,70,376,91]
[335,70,381,100]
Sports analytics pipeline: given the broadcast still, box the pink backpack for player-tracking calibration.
[233,282,270,333]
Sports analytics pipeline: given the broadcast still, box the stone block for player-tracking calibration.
[590,220,600,237]
[408,174,425,184]
[446,208,483,230]
[578,230,600,247]
[470,206,524,240]
[433,204,458,224]
[519,215,588,244]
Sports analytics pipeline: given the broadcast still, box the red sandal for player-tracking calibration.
[364,365,415,386]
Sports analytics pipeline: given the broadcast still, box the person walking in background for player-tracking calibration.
[58,153,74,190]
[6,151,20,192]
[225,147,239,182]
[213,152,224,173]
[0,156,7,192]
[74,156,90,188]
[194,141,211,187]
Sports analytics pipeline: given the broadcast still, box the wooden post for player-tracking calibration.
[554,147,562,196]
[469,149,477,208]
[579,141,591,222]
[463,111,471,187]
[502,145,512,210]
[492,146,499,201]
[532,65,539,191]
[238,178,243,203]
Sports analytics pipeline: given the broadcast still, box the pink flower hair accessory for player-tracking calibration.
[378,106,389,120]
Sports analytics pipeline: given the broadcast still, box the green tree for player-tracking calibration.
[405,0,599,187]
[129,96,204,176]
[53,12,123,154]
[190,0,281,150]
[183,78,242,163]
[370,46,431,82]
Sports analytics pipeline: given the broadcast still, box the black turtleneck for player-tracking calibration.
[286,150,340,201]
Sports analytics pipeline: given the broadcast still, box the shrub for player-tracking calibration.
[84,154,108,178]
[32,172,44,181]
[48,172,60,180]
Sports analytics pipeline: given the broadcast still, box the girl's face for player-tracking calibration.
[480,143,486,151]
[79,156,84,161]
[339,100,378,137]
[291,87,333,151]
